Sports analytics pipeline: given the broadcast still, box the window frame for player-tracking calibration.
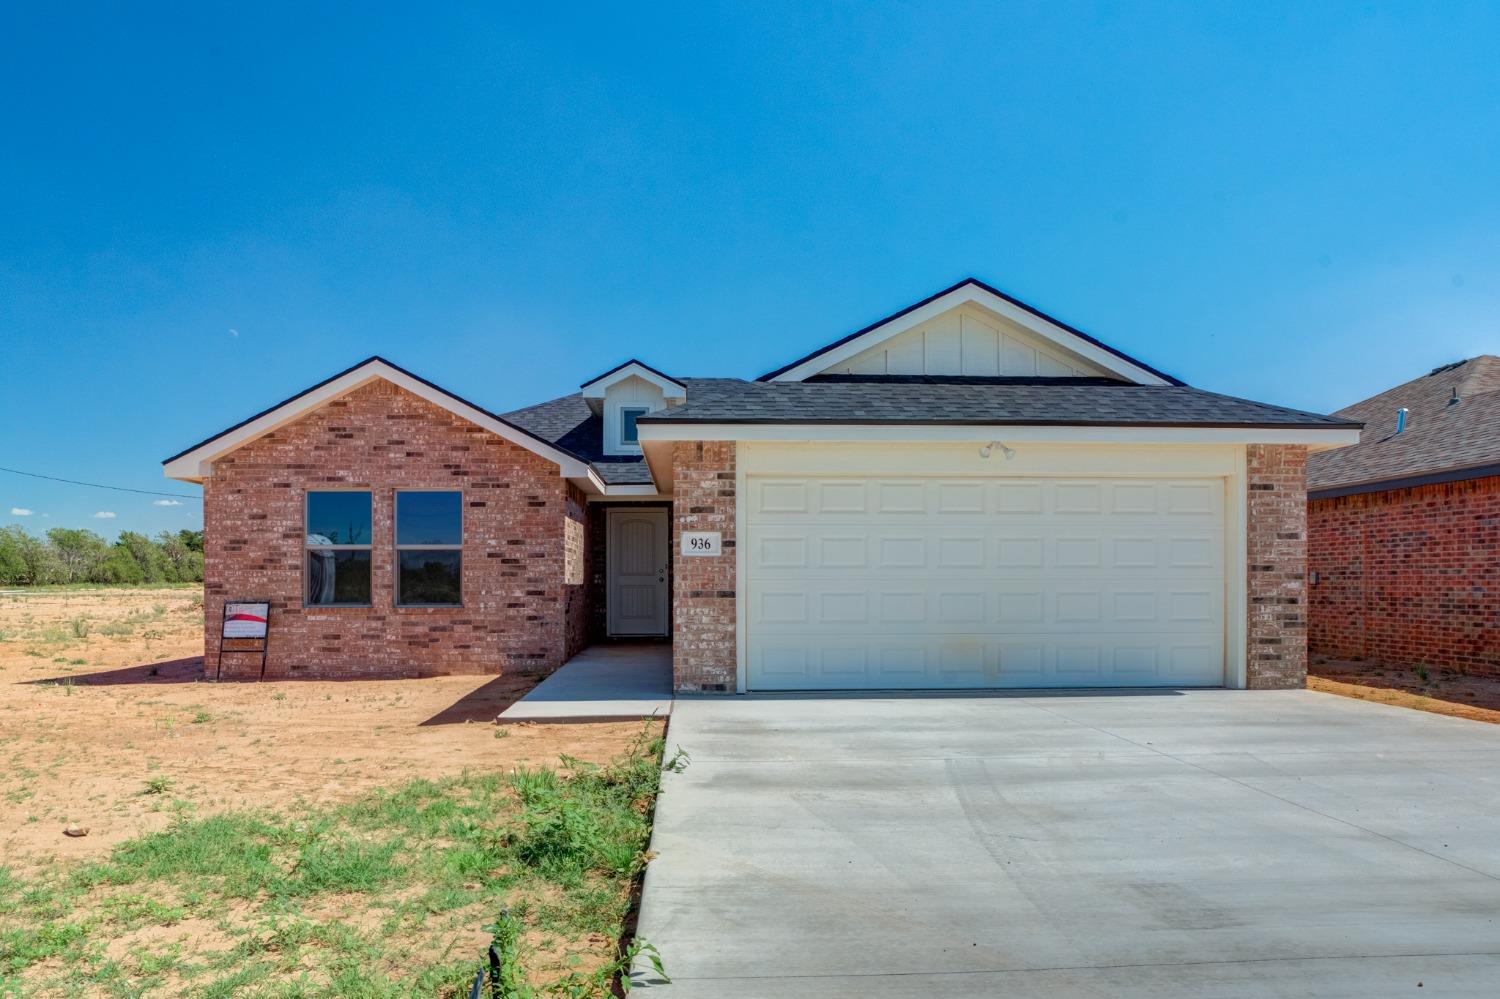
[394,489,464,608]
[303,489,374,608]
[619,406,650,446]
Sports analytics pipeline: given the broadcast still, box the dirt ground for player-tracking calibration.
[0,586,650,876]
[1309,656,1500,725]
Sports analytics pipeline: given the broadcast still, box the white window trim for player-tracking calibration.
[394,489,464,608]
[619,406,649,447]
[305,489,373,608]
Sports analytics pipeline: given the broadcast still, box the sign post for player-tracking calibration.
[217,600,271,681]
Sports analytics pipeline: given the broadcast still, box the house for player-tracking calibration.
[163,279,1360,690]
[1308,356,1500,675]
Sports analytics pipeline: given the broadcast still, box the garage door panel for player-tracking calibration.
[749,578,1223,635]
[750,527,1224,577]
[750,635,1224,690]
[751,478,1224,523]
[746,474,1227,689]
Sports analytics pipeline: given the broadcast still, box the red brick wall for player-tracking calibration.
[1246,444,1309,689]
[1309,475,1500,674]
[203,380,581,679]
[671,441,736,692]
[563,482,589,660]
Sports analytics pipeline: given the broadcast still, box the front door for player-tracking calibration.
[607,507,670,637]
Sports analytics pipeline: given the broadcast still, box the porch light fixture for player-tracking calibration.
[979,441,1016,460]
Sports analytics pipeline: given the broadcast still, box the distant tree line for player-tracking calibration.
[0,526,204,586]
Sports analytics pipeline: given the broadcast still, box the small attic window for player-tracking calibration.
[620,407,649,445]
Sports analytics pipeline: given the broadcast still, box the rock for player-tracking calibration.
[63,824,89,838]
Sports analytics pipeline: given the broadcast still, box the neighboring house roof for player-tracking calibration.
[1308,355,1500,497]
[756,278,1187,386]
[634,376,1357,428]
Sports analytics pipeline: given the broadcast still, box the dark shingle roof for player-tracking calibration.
[1308,356,1500,494]
[635,377,1357,428]
[506,374,1357,489]
[501,394,653,485]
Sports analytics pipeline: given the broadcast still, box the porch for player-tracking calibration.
[497,642,673,723]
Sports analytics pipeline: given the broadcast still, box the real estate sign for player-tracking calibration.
[222,601,270,640]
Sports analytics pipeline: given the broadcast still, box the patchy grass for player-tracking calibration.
[0,724,671,997]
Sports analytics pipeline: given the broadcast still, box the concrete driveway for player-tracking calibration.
[634,689,1500,997]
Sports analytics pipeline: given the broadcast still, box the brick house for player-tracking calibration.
[164,279,1358,691]
[1308,356,1500,675]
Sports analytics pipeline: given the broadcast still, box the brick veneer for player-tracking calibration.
[1309,476,1500,674]
[563,482,589,660]
[671,441,736,692]
[1245,444,1310,689]
[204,380,584,679]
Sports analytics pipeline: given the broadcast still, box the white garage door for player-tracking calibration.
[745,475,1226,690]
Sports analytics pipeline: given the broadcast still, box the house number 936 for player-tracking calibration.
[682,531,722,557]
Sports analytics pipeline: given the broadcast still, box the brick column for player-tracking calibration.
[1246,444,1309,689]
[672,441,736,692]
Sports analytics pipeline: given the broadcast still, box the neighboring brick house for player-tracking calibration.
[1308,356,1500,675]
[165,279,1358,690]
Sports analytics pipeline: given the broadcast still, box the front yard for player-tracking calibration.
[0,586,668,996]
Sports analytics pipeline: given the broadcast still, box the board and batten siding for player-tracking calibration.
[819,305,1107,378]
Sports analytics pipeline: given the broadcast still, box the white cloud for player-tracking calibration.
[92,511,117,519]
[229,328,239,337]
[10,507,33,516]
[153,499,183,507]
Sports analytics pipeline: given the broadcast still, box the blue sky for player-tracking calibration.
[2,3,1497,537]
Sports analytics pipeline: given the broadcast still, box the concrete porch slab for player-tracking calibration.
[497,642,673,723]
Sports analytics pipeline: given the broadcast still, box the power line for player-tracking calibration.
[0,465,202,501]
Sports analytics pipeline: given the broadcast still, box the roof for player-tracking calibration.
[578,358,685,395]
[1308,355,1500,496]
[501,393,654,485]
[756,278,1187,386]
[162,356,595,484]
[633,376,1358,428]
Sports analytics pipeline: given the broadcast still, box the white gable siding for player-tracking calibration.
[604,375,667,455]
[824,306,1108,379]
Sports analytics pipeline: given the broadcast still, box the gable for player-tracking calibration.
[163,357,592,484]
[760,278,1181,386]
[601,374,669,455]
[819,304,1111,379]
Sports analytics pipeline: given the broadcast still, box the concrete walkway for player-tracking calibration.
[635,689,1500,997]
[497,643,672,723]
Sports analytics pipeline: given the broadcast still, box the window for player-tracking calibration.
[620,406,649,446]
[305,491,372,606]
[396,491,462,606]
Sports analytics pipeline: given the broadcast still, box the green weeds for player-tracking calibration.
[0,724,674,997]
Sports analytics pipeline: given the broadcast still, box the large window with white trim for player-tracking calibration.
[396,491,463,606]
[305,491,372,606]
